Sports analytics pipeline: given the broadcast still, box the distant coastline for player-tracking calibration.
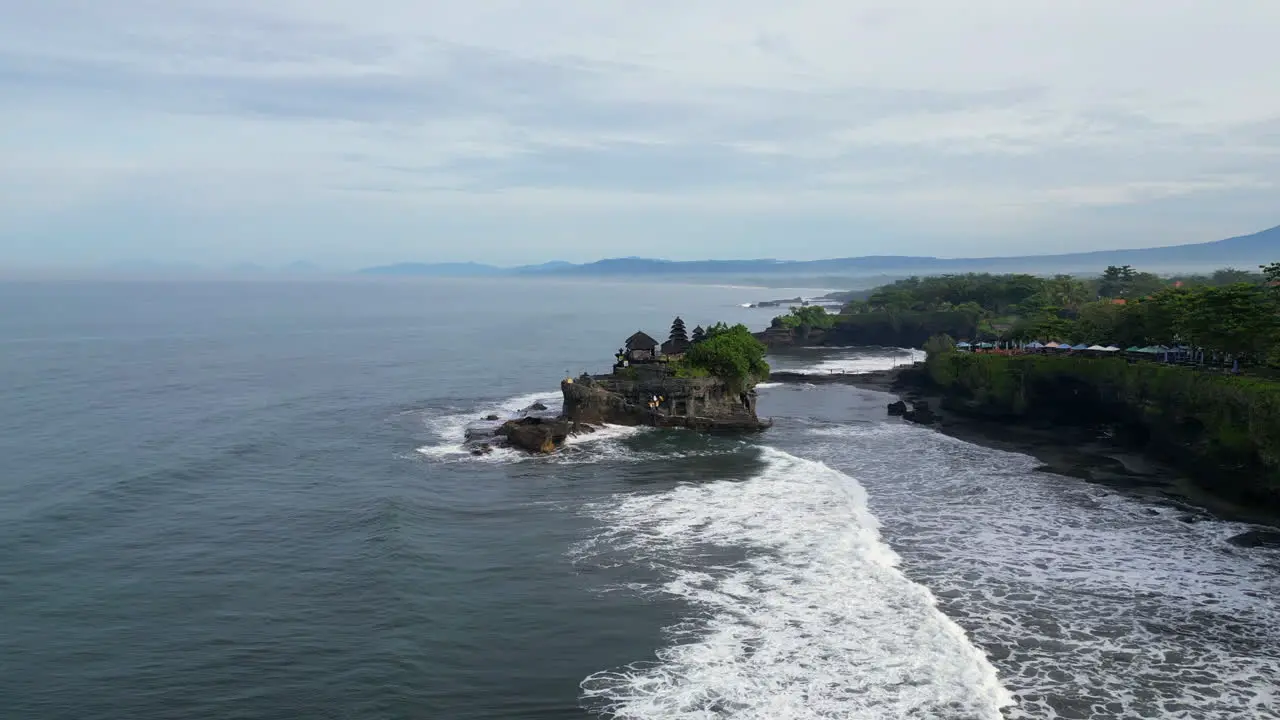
[356,223,1279,280]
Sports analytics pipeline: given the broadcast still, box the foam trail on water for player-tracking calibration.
[805,422,1280,719]
[578,447,1013,719]
[792,348,926,375]
[416,390,648,463]
[416,390,560,461]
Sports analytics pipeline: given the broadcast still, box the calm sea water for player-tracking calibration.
[2,279,1278,720]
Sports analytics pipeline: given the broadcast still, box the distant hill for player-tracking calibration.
[359,262,503,276]
[357,224,1280,278]
[995,224,1280,270]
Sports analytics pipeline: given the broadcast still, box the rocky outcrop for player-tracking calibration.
[887,400,908,416]
[1227,530,1280,549]
[902,400,937,425]
[757,326,825,348]
[492,417,597,454]
[562,370,770,432]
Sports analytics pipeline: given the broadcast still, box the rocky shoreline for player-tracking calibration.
[462,369,771,456]
[768,366,1280,541]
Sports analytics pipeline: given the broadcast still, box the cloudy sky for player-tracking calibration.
[2,1,1278,270]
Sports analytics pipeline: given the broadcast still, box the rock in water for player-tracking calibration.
[484,414,500,421]
[904,400,937,425]
[1227,530,1280,549]
[523,402,549,413]
[887,400,908,416]
[496,417,571,454]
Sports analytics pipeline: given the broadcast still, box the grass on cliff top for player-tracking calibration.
[669,360,711,379]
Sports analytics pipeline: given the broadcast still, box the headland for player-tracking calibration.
[465,317,771,455]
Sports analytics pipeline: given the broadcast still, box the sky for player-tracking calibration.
[2,1,1279,271]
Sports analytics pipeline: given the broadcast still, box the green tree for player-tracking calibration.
[702,321,735,341]
[1099,265,1136,298]
[779,305,836,330]
[1211,267,1259,285]
[1038,274,1093,311]
[923,333,956,358]
[1263,262,1280,293]
[1007,312,1077,343]
[1176,284,1280,361]
[684,324,770,390]
[1122,291,1183,345]
[1099,265,1165,299]
[1076,300,1130,343]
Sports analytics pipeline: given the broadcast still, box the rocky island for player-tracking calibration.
[469,318,772,455]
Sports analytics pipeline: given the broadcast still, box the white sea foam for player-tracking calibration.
[416,391,562,461]
[791,348,926,375]
[577,446,1014,719]
[567,422,641,443]
[416,390,649,463]
[805,422,1280,719]
[753,382,782,389]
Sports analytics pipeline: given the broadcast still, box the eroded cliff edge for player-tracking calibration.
[562,367,769,431]
[917,352,1280,510]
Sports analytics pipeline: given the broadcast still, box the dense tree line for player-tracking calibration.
[1009,269,1280,364]
[671,322,770,390]
[773,263,1280,367]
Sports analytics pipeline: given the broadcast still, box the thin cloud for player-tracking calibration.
[1,0,1278,267]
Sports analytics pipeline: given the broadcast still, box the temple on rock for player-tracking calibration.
[576,316,769,432]
[615,317,692,370]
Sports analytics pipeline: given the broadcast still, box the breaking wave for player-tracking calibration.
[789,348,925,375]
[806,422,1280,719]
[575,446,1013,719]
[415,390,644,463]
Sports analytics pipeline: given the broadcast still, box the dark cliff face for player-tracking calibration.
[562,373,769,431]
[917,353,1280,510]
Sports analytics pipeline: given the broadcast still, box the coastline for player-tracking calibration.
[771,367,1280,530]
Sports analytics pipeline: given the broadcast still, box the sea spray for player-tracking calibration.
[577,446,1013,719]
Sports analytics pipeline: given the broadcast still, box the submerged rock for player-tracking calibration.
[1227,530,1280,549]
[903,400,937,425]
[484,414,500,421]
[522,402,549,413]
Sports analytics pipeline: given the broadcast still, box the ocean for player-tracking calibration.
[1,278,1277,720]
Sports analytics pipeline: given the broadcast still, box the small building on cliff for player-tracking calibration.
[571,318,769,432]
[623,331,660,363]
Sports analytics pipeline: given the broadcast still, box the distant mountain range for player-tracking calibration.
[358,224,1280,279]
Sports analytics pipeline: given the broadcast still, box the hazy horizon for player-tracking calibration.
[3,2,1280,270]
[3,222,1275,278]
